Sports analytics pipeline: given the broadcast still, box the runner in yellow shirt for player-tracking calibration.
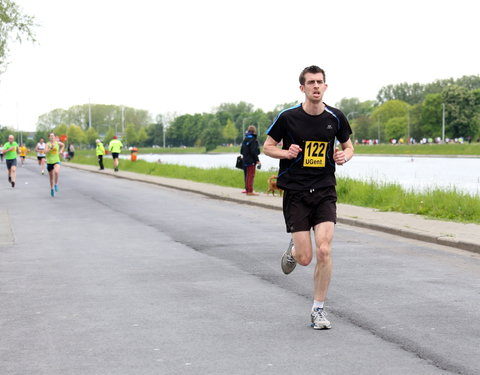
[18,144,29,166]
[45,132,65,197]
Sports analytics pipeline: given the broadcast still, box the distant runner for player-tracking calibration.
[96,139,105,170]
[45,132,65,197]
[18,144,28,166]
[108,136,123,172]
[3,135,19,188]
[35,138,47,174]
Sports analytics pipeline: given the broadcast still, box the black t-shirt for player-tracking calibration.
[266,103,352,190]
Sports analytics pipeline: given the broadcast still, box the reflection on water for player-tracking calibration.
[122,153,480,196]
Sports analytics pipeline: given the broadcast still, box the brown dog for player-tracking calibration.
[266,175,283,196]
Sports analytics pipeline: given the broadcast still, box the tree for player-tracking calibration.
[371,100,410,142]
[420,93,443,138]
[222,119,238,144]
[53,124,68,138]
[385,117,407,141]
[136,127,148,146]
[85,127,99,146]
[124,123,138,146]
[66,124,85,145]
[146,122,164,147]
[442,85,477,138]
[376,82,426,105]
[103,127,115,144]
[0,0,36,73]
[200,116,223,152]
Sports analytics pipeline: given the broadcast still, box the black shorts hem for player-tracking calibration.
[283,186,337,233]
[47,162,60,172]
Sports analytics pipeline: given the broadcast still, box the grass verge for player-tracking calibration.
[67,155,480,224]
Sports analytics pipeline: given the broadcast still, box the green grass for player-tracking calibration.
[337,178,480,223]
[69,142,480,157]
[68,155,480,224]
[353,143,480,156]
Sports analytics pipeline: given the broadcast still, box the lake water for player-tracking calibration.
[123,153,480,196]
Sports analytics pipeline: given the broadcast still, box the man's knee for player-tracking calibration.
[296,252,313,266]
[316,243,331,264]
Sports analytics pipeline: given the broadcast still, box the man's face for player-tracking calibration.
[300,72,328,103]
[8,135,14,143]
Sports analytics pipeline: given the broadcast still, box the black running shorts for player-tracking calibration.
[282,186,337,233]
[6,159,17,169]
[111,152,119,159]
[47,162,59,172]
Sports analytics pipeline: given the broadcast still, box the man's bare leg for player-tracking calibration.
[313,221,334,302]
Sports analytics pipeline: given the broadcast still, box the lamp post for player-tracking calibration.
[442,103,445,143]
[346,111,358,122]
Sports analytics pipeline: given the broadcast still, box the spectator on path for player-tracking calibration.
[240,125,261,196]
[68,144,75,160]
[96,139,105,170]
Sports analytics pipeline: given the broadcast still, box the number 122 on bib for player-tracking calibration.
[303,141,327,167]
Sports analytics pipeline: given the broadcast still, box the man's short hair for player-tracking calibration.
[299,65,326,85]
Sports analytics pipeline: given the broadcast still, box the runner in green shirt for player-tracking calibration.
[3,134,19,188]
[108,136,123,172]
[44,132,65,197]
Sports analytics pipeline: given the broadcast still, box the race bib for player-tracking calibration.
[303,141,327,167]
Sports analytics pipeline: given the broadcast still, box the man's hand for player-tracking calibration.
[287,144,302,159]
[334,148,347,165]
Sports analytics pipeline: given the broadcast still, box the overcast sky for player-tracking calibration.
[0,0,479,132]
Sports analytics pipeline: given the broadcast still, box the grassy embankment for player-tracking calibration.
[68,147,480,224]
[135,143,480,156]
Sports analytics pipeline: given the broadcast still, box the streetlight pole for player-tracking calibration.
[163,115,167,148]
[88,98,92,129]
[442,103,445,143]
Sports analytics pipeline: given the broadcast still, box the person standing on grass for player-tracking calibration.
[45,132,65,197]
[35,138,47,175]
[96,139,105,170]
[240,125,261,196]
[263,65,354,330]
[108,136,123,172]
[3,135,19,188]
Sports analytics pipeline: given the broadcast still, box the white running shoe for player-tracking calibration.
[311,308,332,330]
[281,239,296,274]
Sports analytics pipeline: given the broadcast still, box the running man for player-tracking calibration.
[35,138,47,174]
[108,136,123,172]
[18,143,28,166]
[263,65,354,330]
[96,139,105,170]
[45,132,65,197]
[3,135,19,188]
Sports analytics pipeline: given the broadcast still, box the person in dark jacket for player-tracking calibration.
[240,125,261,195]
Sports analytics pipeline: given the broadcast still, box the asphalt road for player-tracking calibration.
[1,162,480,375]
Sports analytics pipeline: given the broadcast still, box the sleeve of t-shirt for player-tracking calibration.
[266,114,286,143]
[336,111,352,144]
